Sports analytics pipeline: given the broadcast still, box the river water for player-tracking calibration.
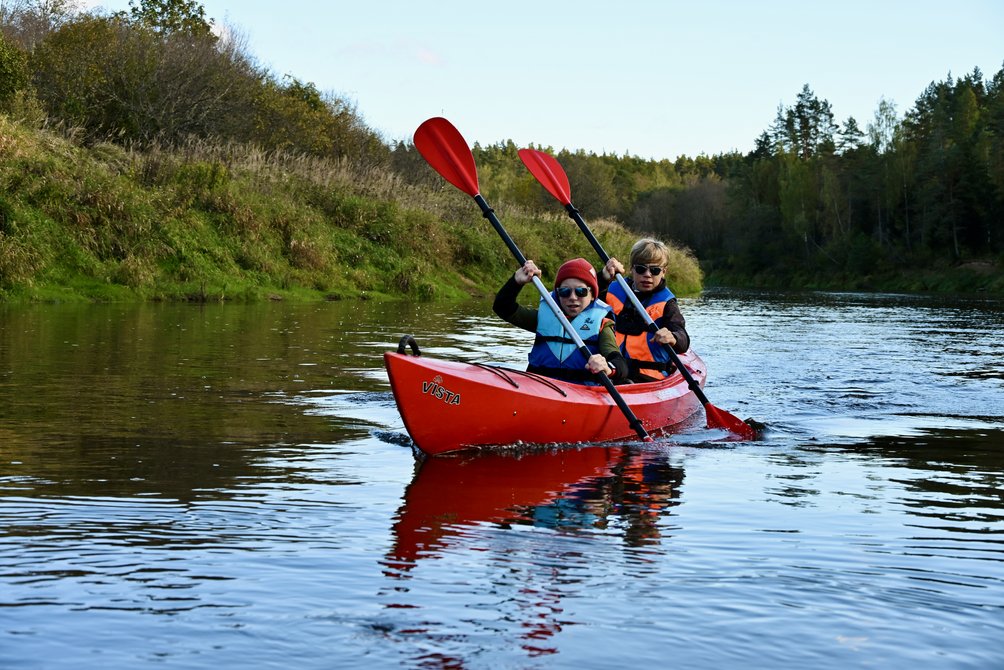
[1,290,1002,669]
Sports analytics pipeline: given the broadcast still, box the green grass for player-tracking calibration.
[0,115,704,303]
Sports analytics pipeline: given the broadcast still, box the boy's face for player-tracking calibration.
[631,260,665,292]
[557,279,592,318]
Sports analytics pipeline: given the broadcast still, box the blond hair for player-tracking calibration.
[629,238,669,267]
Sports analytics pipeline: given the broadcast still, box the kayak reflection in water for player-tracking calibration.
[384,447,684,572]
[493,257,630,385]
[530,450,684,545]
[381,447,685,655]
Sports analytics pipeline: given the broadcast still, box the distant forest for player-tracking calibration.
[2,0,1003,289]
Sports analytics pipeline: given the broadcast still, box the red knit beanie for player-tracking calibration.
[554,258,598,297]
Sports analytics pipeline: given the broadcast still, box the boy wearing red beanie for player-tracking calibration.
[493,257,629,384]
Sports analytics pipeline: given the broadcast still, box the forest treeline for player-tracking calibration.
[1,0,1002,296]
[451,74,1004,291]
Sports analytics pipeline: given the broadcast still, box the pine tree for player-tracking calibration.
[837,117,865,155]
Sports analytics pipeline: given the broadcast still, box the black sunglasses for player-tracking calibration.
[633,264,664,276]
[557,286,591,298]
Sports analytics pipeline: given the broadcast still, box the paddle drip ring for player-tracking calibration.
[397,335,421,356]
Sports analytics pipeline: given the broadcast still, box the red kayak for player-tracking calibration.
[384,337,706,456]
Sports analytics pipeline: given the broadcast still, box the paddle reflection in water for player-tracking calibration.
[382,445,684,655]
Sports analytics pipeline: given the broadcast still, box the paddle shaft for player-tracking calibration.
[413,119,653,441]
[473,195,651,441]
[563,204,718,407]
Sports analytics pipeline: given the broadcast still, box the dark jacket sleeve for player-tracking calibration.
[493,274,538,332]
[599,323,629,381]
[597,271,612,301]
[656,298,690,353]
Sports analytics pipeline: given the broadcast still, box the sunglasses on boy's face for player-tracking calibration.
[557,286,591,298]
[633,264,664,276]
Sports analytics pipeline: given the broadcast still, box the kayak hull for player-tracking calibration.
[384,349,707,456]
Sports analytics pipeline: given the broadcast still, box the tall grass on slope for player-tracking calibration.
[0,117,702,302]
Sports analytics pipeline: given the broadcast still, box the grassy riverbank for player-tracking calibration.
[0,116,703,303]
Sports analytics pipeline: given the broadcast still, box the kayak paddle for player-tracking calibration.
[413,117,652,442]
[519,148,758,440]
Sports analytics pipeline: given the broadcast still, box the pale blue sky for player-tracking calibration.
[86,0,1003,160]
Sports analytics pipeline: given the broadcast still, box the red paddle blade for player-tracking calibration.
[414,117,480,197]
[518,148,572,206]
[705,403,758,440]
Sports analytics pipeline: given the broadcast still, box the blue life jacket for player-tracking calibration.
[527,296,613,383]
